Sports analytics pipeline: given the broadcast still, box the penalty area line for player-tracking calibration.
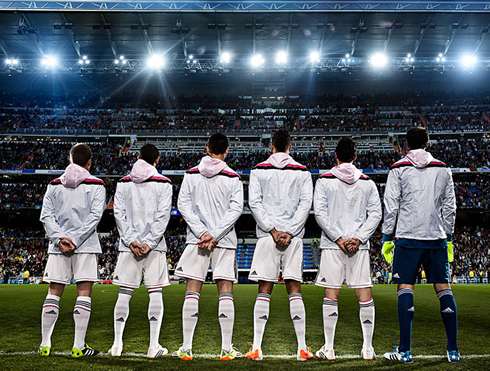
[0,351,489,359]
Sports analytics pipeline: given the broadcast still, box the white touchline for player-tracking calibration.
[0,351,489,359]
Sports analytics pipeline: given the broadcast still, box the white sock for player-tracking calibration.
[148,288,164,348]
[113,287,133,348]
[359,298,375,350]
[182,291,200,351]
[322,297,338,350]
[41,294,60,347]
[73,296,92,350]
[289,293,307,351]
[252,293,270,351]
[218,293,235,352]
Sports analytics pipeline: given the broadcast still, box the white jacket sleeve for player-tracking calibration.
[40,185,65,246]
[114,183,138,247]
[354,182,382,244]
[249,170,275,233]
[143,183,173,249]
[178,174,208,238]
[286,173,313,237]
[70,185,106,248]
[381,169,401,236]
[210,179,244,242]
[314,179,343,242]
[442,168,457,235]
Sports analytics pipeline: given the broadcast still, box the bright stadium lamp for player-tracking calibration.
[251,54,265,68]
[41,56,58,68]
[370,53,388,68]
[276,51,288,65]
[220,52,231,64]
[309,51,320,63]
[460,54,477,69]
[146,55,165,69]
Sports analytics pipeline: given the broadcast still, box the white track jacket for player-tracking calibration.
[178,156,244,249]
[40,163,106,254]
[382,149,456,240]
[249,152,313,239]
[314,163,382,249]
[114,159,172,252]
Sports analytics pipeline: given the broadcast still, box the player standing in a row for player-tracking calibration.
[175,133,244,361]
[109,144,173,358]
[247,129,314,361]
[39,143,106,357]
[314,138,382,360]
[382,127,459,363]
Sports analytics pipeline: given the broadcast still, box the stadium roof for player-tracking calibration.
[1,8,490,65]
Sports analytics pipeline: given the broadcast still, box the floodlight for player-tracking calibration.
[120,56,125,60]
[276,51,288,64]
[370,53,388,68]
[41,56,58,68]
[146,55,165,69]
[460,54,477,69]
[220,52,231,64]
[309,51,320,63]
[82,55,88,60]
[251,54,265,67]
[78,60,84,65]
[114,59,119,65]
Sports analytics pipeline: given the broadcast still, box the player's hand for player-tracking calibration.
[270,228,290,247]
[59,237,75,253]
[381,235,395,264]
[346,238,361,253]
[335,238,350,254]
[198,232,214,250]
[139,243,151,256]
[130,241,142,257]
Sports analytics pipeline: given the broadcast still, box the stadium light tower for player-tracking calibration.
[250,54,265,68]
[146,55,165,69]
[460,54,477,69]
[370,53,388,68]
[276,51,288,65]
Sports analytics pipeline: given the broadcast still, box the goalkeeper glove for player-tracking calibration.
[447,234,454,263]
[382,234,394,264]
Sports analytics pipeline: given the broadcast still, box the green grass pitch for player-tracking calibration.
[0,283,489,370]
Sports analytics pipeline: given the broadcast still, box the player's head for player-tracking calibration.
[139,143,160,165]
[207,133,229,156]
[406,127,429,150]
[70,143,92,170]
[272,129,291,153]
[335,137,357,164]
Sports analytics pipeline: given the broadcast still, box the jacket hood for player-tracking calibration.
[130,159,158,183]
[405,149,434,169]
[331,163,362,185]
[60,163,91,188]
[268,152,294,169]
[198,156,228,178]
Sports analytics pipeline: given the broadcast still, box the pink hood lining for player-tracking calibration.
[198,155,228,178]
[130,159,159,183]
[267,152,294,169]
[331,163,362,185]
[60,163,91,188]
[405,149,434,169]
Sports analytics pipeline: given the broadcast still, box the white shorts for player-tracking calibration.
[315,249,372,289]
[248,236,303,283]
[113,250,170,289]
[175,245,237,283]
[43,253,98,285]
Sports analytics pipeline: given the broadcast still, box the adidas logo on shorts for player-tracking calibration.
[393,273,400,278]
[219,313,228,319]
[251,271,257,275]
[116,317,125,322]
[149,316,158,322]
[114,276,119,280]
[259,315,268,320]
[45,310,57,315]
[363,319,372,324]
[45,273,49,277]
[329,312,338,317]
[292,315,301,321]
[177,267,184,272]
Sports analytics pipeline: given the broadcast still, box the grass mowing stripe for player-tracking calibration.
[1,351,489,359]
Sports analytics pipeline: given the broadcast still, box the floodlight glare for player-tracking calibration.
[82,55,88,60]
[41,56,58,68]
[460,54,477,69]
[120,56,125,60]
[345,54,350,58]
[85,60,90,65]
[12,59,18,65]
[114,59,119,65]
[220,52,231,64]
[251,54,265,67]
[370,53,388,68]
[189,55,194,60]
[146,55,165,69]
[309,51,320,63]
[78,60,84,65]
[276,51,288,64]
[6,59,11,64]
[438,53,443,58]
[122,60,127,65]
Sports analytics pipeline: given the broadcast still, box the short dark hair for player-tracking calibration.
[208,133,229,155]
[335,137,357,163]
[272,129,291,152]
[139,144,159,165]
[406,127,429,150]
[70,143,92,167]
